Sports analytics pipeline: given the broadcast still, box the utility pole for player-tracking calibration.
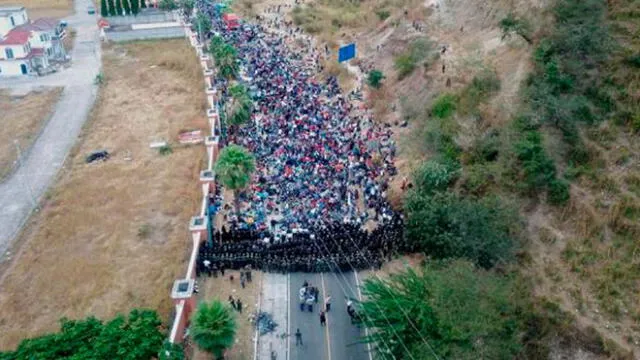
[14,140,38,210]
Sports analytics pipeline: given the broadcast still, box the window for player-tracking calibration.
[10,16,15,26]
[40,34,46,42]
[5,48,14,59]
[47,48,52,56]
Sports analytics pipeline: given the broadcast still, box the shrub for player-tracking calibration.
[375,9,390,21]
[0,309,165,359]
[394,54,415,80]
[159,0,177,10]
[413,159,459,194]
[499,13,532,43]
[367,69,384,89]
[404,190,520,268]
[159,145,173,155]
[458,70,501,115]
[548,178,570,205]
[359,260,523,359]
[394,37,436,79]
[431,93,457,119]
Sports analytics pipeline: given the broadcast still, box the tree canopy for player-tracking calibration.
[214,145,256,214]
[227,84,253,127]
[358,260,522,360]
[0,309,170,360]
[191,300,237,359]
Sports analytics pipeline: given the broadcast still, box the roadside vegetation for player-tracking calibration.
[339,0,640,356]
[0,309,184,360]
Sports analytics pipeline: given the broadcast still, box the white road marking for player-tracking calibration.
[321,273,332,360]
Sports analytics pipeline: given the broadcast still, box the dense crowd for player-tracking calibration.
[194,2,406,272]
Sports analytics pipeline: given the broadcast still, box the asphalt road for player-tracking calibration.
[288,272,370,360]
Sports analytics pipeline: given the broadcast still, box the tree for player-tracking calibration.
[192,300,237,359]
[114,0,123,16]
[140,0,146,8]
[195,12,211,41]
[214,44,239,79]
[122,0,131,15]
[130,0,139,15]
[158,340,185,360]
[0,309,165,360]
[358,260,522,360]
[159,0,177,10]
[227,84,253,130]
[179,0,194,17]
[107,0,117,16]
[101,0,109,16]
[367,69,385,89]
[214,145,256,216]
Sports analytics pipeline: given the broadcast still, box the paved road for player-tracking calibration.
[0,0,101,258]
[257,272,370,360]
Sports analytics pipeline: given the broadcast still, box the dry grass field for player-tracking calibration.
[0,88,62,182]
[0,0,73,19]
[194,270,263,360]
[0,39,206,351]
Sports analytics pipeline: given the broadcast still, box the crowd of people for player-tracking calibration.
[194,1,407,273]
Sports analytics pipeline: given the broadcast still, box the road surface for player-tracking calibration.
[0,0,101,258]
[258,272,371,360]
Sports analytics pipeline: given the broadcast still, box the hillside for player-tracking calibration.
[234,0,640,357]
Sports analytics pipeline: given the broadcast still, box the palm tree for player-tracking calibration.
[214,145,256,216]
[214,44,238,79]
[192,300,237,360]
[227,84,252,131]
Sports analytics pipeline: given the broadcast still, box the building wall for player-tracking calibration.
[0,43,30,60]
[0,9,28,37]
[104,26,185,42]
[0,59,31,76]
[29,30,53,50]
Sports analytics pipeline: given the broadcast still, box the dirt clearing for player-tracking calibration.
[194,270,263,360]
[0,87,62,182]
[0,39,206,351]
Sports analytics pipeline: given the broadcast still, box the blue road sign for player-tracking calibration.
[338,43,356,63]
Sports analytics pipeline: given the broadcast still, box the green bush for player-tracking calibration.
[394,38,436,80]
[548,178,570,205]
[413,159,459,194]
[431,93,457,119]
[367,69,385,89]
[159,145,173,156]
[394,54,415,80]
[359,260,523,359]
[375,9,390,21]
[0,309,165,360]
[405,190,520,268]
[159,0,177,10]
[499,13,532,43]
[458,70,501,115]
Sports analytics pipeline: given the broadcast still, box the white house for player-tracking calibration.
[0,7,66,76]
[0,6,28,37]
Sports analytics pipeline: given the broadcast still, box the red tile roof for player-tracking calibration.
[32,17,59,30]
[0,29,30,45]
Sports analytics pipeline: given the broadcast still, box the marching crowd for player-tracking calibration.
[195,1,406,273]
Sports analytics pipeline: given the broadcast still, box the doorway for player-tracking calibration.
[20,64,27,74]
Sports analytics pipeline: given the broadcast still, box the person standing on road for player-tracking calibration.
[295,328,303,346]
[325,295,331,312]
[319,311,326,326]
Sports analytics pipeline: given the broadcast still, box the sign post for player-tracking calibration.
[338,43,356,63]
